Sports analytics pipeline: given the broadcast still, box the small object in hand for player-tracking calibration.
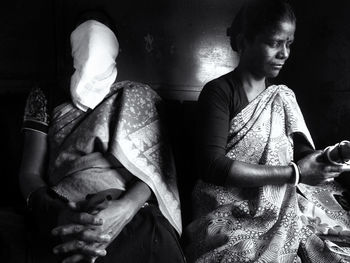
[338,140,350,165]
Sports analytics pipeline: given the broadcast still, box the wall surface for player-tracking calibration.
[278,0,350,148]
[54,0,242,100]
[0,1,56,90]
[0,0,56,207]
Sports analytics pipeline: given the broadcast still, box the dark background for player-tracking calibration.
[1,0,350,227]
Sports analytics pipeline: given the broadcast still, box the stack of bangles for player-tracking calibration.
[290,162,301,186]
[324,140,350,166]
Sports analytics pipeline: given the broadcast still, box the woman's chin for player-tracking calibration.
[267,69,282,78]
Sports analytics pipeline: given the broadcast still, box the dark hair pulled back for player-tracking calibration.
[227,0,296,52]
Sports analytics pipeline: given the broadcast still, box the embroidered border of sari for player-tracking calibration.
[47,81,182,235]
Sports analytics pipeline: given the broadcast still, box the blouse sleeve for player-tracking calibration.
[196,82,234,185]
[23,87,50,134]
[293,133,315,162]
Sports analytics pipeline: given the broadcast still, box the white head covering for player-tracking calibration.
[70,19,119,111]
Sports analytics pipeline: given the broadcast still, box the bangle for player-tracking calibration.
[25,186,46,211]
[290,162,300,186]
[324,145,343,166]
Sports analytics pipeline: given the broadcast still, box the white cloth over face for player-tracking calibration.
[70,20,119,111]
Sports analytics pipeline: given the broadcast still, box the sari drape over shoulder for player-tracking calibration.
[47,81,182,235]
[186,85,350,262]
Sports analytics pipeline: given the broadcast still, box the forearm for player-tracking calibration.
[225,160,294,187]
[19,130,48,199]
[121,179,152,212]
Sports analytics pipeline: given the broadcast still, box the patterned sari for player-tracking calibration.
[186,85,350,262]
[47,81,182,235]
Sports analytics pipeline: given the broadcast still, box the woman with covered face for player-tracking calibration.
[185,0,350,262]
[19,11,185,263]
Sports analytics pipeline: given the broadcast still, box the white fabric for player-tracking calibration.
[70,20,119,111]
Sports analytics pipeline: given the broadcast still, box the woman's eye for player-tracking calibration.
[267,41,279,48]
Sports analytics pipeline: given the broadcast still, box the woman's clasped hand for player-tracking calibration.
[51,189,136,263]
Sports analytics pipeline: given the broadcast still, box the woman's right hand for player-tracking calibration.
[297,150,344,186]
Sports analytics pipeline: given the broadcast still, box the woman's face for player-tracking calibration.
[242,20,296,79]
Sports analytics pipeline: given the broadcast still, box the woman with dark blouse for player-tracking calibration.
[197,71,315,186]
[185,0,350,262]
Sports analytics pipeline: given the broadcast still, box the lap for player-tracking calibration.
[96,204,185,263]
[27,203,185,263]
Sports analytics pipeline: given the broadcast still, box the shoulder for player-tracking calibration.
[111,80,153,92]
[275,84,295,95]
[204,71,236,91]
[273,85,300,109]
[112,81,158,97]
[275,85,297,99]
[200,71,237,104]
[23,87,50,133]
[111,81,162,109]
[24,87,49,124]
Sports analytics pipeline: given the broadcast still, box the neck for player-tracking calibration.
[235,65,266,101]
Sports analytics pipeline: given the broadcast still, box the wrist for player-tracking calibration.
[119,195,140,214]
[31,188,64,214]
[29,187,66,237]
[26,186,48,211]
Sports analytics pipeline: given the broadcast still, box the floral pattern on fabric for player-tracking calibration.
[23,87,49,125]
[48,81,182,235]
[185,85,350,263]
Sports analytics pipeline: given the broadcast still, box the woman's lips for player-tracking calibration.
[271,64,283,69]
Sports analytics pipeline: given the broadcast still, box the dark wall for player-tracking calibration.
[278,0,350,149]
[0,1,56,86]
[0,0,56,207]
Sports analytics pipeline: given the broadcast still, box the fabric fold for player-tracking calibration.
[48,81,182,235]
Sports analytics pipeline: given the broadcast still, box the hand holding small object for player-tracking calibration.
[297,151,343,186]
[324,140,350,172]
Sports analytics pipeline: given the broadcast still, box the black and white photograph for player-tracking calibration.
[0,0,350,262]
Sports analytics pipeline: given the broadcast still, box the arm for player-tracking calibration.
[225,133,321,187]
[118,179,152,215]
[19,129,47,200]
[226,150,344,187]
[19,128,104,238]
[19,86,51,200]
[225,162,294,187]
[19,88,105,243]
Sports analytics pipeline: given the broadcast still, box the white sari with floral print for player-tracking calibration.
[186,85,350,263]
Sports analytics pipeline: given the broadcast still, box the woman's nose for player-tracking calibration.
[277,45,289,59]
